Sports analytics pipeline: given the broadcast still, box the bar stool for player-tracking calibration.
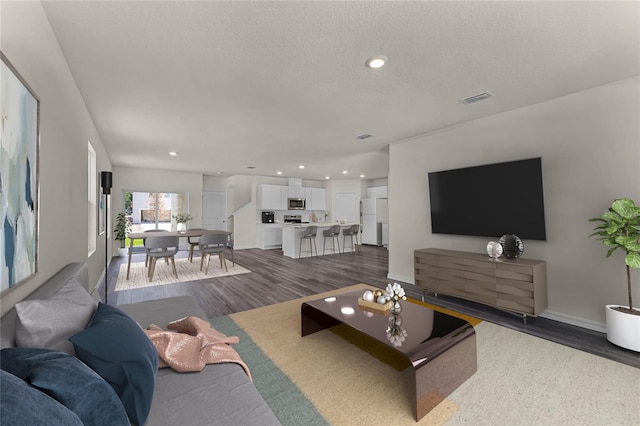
[299,226,317,258]
[322,225,341,255]
[342,224,360,253]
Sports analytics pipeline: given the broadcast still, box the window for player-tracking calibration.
[87,142,96,255]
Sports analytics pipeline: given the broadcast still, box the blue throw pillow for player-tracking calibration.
[0,369,83,426]
[70,303,158,426]
[0,348,129,426]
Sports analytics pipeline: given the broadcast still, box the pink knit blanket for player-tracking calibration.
[144,316,251,380]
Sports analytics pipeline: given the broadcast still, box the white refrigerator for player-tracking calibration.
[361,198,388,245]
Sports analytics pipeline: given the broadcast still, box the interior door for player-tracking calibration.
[334,192,359,223]
[203,191,227,230]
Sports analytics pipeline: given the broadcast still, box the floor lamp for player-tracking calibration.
[101,171,112,304]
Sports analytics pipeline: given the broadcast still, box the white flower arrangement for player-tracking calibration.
[384,282,406,304]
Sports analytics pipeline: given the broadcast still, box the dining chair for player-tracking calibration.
[199,233,229,274]
[186,228,207,263]
[144,229,169,267]
[145,235,179,282]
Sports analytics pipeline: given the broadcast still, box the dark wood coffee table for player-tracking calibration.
[301,287,477,421]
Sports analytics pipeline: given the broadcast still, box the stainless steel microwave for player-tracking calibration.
[288,198,306,210]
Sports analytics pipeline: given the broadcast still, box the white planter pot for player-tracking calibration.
[605,305,640,352]
[117,247,128,257]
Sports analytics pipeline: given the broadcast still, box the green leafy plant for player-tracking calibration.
[172,213,193,224]
[589,198,640,315]
[114,212,131,249]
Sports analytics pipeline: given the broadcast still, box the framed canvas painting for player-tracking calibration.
[1,52,40,292]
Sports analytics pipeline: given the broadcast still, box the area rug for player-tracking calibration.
[115,257,251,291]
[210,284,640,426]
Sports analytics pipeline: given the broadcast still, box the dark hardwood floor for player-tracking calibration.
[105,245,639,368]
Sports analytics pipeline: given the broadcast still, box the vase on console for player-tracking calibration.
[499,234,524,259]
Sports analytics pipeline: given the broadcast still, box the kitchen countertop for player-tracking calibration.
[281,222,358,228]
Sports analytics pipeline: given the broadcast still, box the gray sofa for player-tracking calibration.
[1,262,280,426]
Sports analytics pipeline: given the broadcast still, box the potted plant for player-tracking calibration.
[589,198,640,351]
[114,212,131,256]
[172,213,193,233]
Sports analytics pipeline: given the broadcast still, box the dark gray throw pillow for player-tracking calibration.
[0,348,129,426]
[70,303,158,426]
[0,369,83,426]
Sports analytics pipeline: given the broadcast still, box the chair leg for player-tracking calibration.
[200,252,206,271]
[220,252,228,272]
[148,258,156,282]
[204,254,211,275]
[170,256,178,278]
[230,247,235,266]
[189,245,195,262]
[312,239,317,256]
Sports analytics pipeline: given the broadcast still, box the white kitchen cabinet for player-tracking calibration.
[304,187,326,211]
[367,186,388,199]
[288,178,305,198]
[257,184,287,210]
[257,224,283,249]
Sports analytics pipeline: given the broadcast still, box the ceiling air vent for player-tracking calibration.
[458,91,495,105]
[356,133,373,140]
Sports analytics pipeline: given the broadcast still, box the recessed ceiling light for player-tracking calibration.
[360,174,365,178]
[325,176,330,180]
[299,165,305,169]
[216,172,222,175]
[277,171,282,175]
[356,133,373,140]
[366,55,387,69]
[168,151,178,156]
[459,91,495,104]
[342,170,348,174]
[247,166,256,169]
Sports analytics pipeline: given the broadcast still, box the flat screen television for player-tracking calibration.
[428,157,546,240]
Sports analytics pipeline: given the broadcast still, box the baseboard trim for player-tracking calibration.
[387,273,414,285]
[540,310,606,333]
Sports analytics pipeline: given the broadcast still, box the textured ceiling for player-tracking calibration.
[40,1,639,181]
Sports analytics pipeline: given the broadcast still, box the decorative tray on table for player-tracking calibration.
[357,298,392,314]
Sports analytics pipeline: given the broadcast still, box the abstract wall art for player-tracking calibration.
[1,52,40,292]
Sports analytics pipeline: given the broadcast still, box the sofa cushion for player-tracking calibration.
[1,348,129,426]
[15,277,98,355]
[70,303,158,426]
[0,369,83,426]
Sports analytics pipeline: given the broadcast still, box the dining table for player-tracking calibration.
[125,229,232,280]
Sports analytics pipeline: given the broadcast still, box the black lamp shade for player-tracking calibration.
[101,171,112,194]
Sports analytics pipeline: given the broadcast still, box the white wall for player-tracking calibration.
[388,77,640,330]
[0,2,112,314]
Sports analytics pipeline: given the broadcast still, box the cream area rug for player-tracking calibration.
[220,285,640,426]
[115,257,251,291]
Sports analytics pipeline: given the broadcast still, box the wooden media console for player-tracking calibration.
[414,248,547,316]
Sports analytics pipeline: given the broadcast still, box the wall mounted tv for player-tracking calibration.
[428,157,546,241]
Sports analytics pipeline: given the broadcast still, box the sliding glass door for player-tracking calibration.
[124,191,189,236]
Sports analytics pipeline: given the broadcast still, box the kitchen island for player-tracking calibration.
[282,222,358,258]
